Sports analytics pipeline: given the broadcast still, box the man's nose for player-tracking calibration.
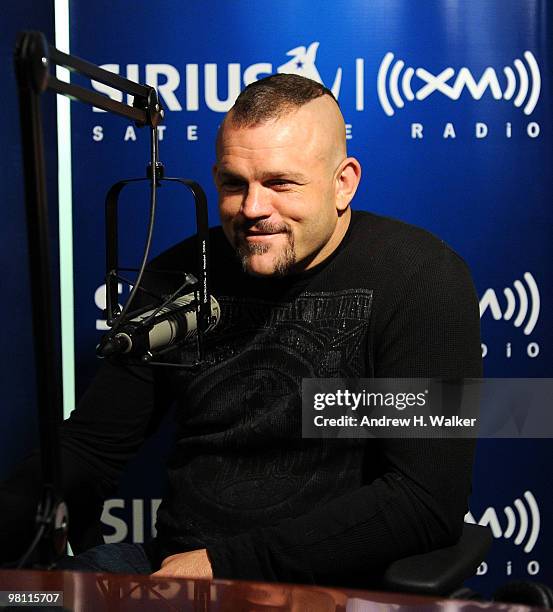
[241,184,273,219]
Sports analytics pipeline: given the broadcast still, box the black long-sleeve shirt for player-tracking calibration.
[1,211,482,587]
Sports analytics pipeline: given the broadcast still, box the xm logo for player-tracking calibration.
[378,51,541,116]
[479,272,540,336]
[465,491,540,553]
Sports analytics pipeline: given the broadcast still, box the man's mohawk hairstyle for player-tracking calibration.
[228,73,339,127]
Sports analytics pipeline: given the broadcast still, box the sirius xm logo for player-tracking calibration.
[480,273,540,336]
[102,498,161,544]
[89,42,363,143]
[479,272,541,360]
[378,51,541,140]
[378,51,540,116]
[276,42,343,99]
[467,491,542,578]
[88,45,542,143]
[466,491,540,554]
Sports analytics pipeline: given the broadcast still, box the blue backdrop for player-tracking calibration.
[3,0,552,596]
[1,3,58,476]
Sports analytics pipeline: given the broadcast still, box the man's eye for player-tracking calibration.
[267,180,293,190]
[221,181,245,192]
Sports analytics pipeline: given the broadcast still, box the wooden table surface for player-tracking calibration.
[0,569,539,611]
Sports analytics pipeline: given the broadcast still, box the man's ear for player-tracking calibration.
[335,157,362,211]
[212,164,218,186]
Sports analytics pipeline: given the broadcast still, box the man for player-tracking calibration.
[215,73,359,278]
[2,74,481,587]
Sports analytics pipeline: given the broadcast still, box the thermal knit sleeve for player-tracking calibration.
[206,243,482,586]
[0,244,193,564]
[0,359,170,562]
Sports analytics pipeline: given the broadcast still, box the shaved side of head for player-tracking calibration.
[217,73,348,170]
[228,73,339,127]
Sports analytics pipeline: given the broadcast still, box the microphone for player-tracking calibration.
[97,293,221,360]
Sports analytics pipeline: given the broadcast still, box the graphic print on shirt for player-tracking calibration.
[159,289,373,540]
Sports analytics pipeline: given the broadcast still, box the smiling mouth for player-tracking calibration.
[246,232,281,236]
[244,231,285,240]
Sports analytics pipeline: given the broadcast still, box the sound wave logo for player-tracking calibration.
[377,51,540,116]
[466,491,540,553]
[479,272,540,336]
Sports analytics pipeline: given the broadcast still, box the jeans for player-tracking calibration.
[56,542,154,574]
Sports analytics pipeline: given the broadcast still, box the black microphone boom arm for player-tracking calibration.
[13,31,212,567]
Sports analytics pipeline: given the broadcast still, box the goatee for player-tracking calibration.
[234,220,296,277]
